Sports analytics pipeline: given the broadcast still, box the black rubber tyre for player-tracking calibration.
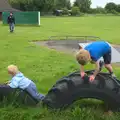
[43,70,120,111]
[0,85,38,106]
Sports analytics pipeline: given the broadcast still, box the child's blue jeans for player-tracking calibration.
[9,23,14,32]
[25,81,45,101]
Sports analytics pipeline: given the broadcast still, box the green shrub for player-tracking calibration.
[71,6,80,16]
[62,8,69,15]
[111,10,119,15]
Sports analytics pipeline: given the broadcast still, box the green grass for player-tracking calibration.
[1,16,120,120]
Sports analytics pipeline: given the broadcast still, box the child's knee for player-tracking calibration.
[104,64,112,68]
[104,64,109,68]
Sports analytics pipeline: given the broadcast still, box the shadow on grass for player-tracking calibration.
[69,98,105,111]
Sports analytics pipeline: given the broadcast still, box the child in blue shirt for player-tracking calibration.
[76,41,115,82]
[7,65,45,101]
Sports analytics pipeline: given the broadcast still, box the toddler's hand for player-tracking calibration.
[89,75,95,82]
[80,72,86,78]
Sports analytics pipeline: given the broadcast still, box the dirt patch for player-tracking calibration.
[32,40,95,55]
[32,40,120,55]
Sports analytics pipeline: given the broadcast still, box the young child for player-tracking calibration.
[76,41,115,82]
[7,12,15,33]
[7,65,45,101]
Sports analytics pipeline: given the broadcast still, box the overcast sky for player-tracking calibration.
[70,0,120,8]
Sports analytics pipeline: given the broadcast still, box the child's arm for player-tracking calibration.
[80,65,84,72]
[6,78,19,88]
[80,65,86,78]
[93,61,100,77]
[89,61,100,81]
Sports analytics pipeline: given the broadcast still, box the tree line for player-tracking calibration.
[9,0,120,15]
[9,0,71,12]
[90,2,120,14]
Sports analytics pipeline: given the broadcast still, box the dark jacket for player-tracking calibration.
[7,15,15,24]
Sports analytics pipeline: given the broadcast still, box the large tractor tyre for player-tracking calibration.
[0,85,38,106]
[43,70,120,111]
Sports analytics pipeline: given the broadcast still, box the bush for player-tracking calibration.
[116,4,120,12]
[95,7,107,14]
[89,8,107,14]
[111,10,119,15]
[71,6,80,16]
[62,8,69,15]
[87,8,94,14]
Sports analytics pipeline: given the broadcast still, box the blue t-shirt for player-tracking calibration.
[85,41,111,61]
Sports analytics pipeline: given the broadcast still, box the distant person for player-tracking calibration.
[6,65,45,102]
[76,41,116,82]
[7,12,15,33]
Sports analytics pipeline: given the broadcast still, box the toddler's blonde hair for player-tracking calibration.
[7,65,19,74]
[76,49,91,65]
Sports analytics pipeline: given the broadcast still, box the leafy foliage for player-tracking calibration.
[73,0,91,13]
[9,0,71,12]
[71,6,80,16]
[8,0,120,15]
[105,2,117,13]
[62,8,69,15]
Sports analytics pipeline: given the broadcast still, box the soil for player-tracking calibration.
[32,40,120,55]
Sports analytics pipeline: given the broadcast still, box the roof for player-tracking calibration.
[0,0,20,12]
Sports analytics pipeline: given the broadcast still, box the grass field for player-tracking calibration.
[0,16,120,120]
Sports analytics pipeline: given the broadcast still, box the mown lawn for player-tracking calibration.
[0,16,120,120]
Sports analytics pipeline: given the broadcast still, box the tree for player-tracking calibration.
[9,0,55,12]
[55,0,71,10]
[9,0,38,11]
[66,0,71,9]
[9,0,22,10]
[42,0,55,12]
[9,0,71,12]
[111,9,118,14]
[95,6,107,14]
[71,6,80,16]
[73,0,91,13]
[105,2,117,12]
[62,7,69,15]
[116,4,120,12]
